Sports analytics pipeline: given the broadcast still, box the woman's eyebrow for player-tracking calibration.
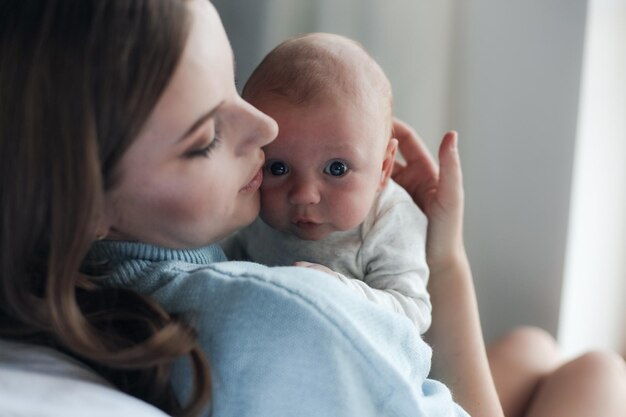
[176,101,224,143]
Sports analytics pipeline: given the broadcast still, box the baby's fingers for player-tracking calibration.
[293,261,337,277]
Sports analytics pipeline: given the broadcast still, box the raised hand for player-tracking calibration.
[391,118,463,273]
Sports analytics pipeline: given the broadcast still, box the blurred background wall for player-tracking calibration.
[212,0,626,358]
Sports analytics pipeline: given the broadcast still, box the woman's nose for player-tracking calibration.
[244,99,278,148]
[288,180,321,205]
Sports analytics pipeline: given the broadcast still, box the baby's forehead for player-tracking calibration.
[265,133,375,161]
[263,103,389,154]
[255,94,390,156]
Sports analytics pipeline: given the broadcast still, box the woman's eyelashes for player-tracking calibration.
[186,134,222,158]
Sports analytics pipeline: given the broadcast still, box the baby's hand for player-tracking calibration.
[294,261,339,277]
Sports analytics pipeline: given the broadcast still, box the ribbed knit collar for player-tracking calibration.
[87,240,227,265]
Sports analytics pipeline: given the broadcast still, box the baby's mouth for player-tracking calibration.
[292,218,320,228]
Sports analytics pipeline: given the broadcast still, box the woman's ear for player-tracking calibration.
[379,138,398,190]
[94,193,116,241]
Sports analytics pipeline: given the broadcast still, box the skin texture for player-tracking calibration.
[102,0,278,248]
[251,96,396,241]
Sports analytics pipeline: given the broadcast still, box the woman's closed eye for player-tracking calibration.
[323,159,349,177]
[186,135,222,158]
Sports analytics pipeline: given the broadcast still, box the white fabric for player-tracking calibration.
[0,339,169,417]
[223,180,431,333]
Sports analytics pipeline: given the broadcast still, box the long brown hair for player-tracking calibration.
[0,1,210,415]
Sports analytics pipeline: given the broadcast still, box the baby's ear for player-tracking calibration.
[379,138,398,190]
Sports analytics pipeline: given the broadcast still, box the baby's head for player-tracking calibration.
[243,33,397,240]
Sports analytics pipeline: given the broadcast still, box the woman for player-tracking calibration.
[0,1,624,417]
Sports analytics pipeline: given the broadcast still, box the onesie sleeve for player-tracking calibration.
[357,197,432,333]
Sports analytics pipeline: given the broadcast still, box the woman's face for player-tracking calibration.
[103,0,277,248]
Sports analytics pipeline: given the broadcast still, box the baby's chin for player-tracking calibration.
[288,228,331,241]
[263,215,366,241]
[263,219,333,241]
[285,222,353,241]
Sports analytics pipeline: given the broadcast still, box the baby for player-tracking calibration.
[223,33,431,333]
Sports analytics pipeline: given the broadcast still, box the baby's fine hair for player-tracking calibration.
[243,32,392,128]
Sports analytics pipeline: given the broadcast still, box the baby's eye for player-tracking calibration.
[323,160,349,177]
[266,160,289,176]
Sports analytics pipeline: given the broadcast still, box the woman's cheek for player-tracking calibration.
[147,181,209,222]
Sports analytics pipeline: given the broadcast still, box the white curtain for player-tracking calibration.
[559,0,626,357]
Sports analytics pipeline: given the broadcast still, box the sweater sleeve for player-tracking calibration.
[135,261,466,417]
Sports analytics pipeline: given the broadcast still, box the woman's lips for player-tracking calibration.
[239,168,263,193]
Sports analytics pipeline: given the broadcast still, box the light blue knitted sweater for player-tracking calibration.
[87,241,469,417]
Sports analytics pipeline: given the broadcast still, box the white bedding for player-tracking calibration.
[0,339,169,417]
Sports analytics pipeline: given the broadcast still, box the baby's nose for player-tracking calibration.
[288,181,321,205]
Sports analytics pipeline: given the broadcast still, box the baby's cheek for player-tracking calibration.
[339,197,370,228]
[259,188,287,227]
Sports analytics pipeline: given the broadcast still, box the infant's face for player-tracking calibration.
[254,97,390,240]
